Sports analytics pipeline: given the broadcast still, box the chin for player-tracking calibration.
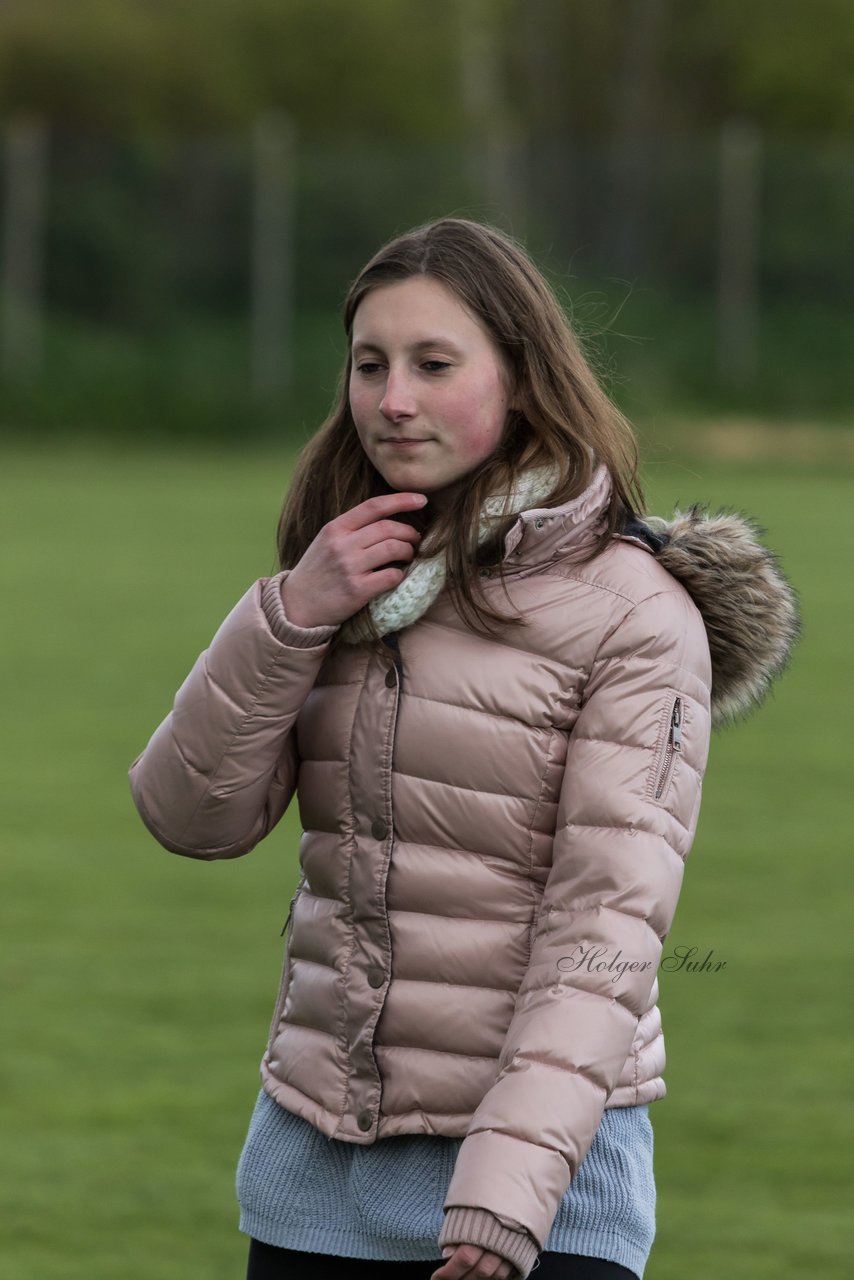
[383,467,434,488]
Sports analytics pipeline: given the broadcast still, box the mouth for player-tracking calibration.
[383,437,431,446]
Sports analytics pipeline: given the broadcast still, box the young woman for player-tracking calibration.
[128,218,799,1280]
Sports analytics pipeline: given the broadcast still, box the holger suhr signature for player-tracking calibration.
[556,944,727,983]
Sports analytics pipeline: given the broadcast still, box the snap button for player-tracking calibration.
[367,966,385,988]
[357,1111,373,1132]
[385,667,396,687]
[371,818,388,841]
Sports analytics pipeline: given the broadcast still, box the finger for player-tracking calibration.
[358,518,423,548]
[431,1243,489,1279]
[359,567,409,597]
[332,488,427,529]
[429,1246,469,1279]
[469,1253,506,1278]
[357,537,421,575]
[465,1248,510,1278]
[338,491,428,531]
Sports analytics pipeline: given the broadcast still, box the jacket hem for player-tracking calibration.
[258,1070,666,1143]
[260,1070,481,1141]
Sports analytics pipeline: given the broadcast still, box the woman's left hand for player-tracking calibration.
[430,1243,518,1279]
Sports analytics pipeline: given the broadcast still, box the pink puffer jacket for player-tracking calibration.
[128,463,798,1278]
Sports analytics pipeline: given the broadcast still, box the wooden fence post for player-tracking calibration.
[251,113,296,401]
[717,116,762,389]
[459,0,526,234]
[1,117,48,377]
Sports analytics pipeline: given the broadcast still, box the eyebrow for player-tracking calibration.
[351,337,465,356]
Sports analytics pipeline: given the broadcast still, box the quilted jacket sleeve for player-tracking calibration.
[439,583,712,1271]
[128,569,339,860]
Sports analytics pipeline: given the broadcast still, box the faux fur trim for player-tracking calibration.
[641,506,802,727]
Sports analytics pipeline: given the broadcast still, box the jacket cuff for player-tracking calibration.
[260,571,340,649]
[439,1207,540,1280]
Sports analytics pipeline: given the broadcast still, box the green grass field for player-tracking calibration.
[1,438,851,1279]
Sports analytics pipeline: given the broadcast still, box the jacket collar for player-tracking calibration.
[501,461,612,565]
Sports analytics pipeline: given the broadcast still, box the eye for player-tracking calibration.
[355,361,384,376]
[421,360,451,373]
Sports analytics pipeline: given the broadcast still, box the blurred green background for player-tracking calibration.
[2,0,854,439]
[1,2,852,1278]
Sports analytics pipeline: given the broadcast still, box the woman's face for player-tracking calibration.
[349,275,514,509]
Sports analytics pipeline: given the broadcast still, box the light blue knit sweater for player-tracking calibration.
[236,1089,656,1278]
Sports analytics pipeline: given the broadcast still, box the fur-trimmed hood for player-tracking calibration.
[474,459,801,731]
[620,507,801,728]
[344,455,801,731]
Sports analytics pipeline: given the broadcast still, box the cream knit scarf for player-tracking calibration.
[338,461,561,644]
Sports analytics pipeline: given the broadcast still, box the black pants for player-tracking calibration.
[246,1238,638,1278]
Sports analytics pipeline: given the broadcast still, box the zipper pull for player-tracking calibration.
[280,876,305,936]
[671,697,683,752]
[280,900,297,937]
[387,632,403,680]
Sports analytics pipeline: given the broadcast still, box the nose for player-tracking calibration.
[379,368,416,423]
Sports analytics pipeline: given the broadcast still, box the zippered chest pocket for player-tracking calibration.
[649,693,684,803]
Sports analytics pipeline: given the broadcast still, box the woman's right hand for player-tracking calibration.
[280,491,428,629]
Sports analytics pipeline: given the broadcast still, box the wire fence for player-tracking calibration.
[2,117,852,436]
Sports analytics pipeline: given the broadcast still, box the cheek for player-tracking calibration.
[444,371,509,458]
[348,378,370,427]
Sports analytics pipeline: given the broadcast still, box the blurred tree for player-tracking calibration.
[607,0,669,275]
[507,0,854,141]
[0,0,247,133]
[0,0,462,139]
[2,0,853,141]
[662,0,854,138]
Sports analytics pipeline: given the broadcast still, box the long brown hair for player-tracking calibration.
[276,216,644,658]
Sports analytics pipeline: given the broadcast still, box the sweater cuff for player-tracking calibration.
[260,571,340,649]
[439,1207,540,1280]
